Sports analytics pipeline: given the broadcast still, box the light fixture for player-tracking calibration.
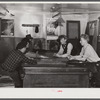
[56,17,65,23]
[51,4,65,25]
[50,4,61,12]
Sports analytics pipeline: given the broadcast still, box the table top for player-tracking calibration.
[23,52,97,74]
[23,57,91,69]
[23,59,89,74]
[23,57,68,67]
[23,56,96,74]
[23,58,88,74]
[23,56,97,67]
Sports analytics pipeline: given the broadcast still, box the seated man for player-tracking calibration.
[54,35,74,58]
[0,40,37,87]
[70,34,100,62]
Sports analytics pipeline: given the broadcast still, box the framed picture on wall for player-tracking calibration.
[1,19,14,36]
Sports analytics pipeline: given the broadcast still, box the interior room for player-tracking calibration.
[0,3,100,88]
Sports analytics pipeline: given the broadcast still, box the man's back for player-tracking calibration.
[2,49,37,72]
[2,50,23,72]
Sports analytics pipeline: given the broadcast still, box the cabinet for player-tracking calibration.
[23,60,89,88]
[22,57,90,88]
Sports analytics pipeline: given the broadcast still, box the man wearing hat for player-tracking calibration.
[22,34,33,43]
[21,34,36,58]
[22,34,48,59]
[26,34,33,41]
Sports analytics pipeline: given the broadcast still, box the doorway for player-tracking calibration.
[67,21,80,39]
[67,21,81,55]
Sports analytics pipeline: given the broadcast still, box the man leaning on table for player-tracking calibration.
[70,34,100,62]
[69,34,100,87]
[0,40,37,88]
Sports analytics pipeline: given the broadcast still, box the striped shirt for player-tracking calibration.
[1,50,37,72]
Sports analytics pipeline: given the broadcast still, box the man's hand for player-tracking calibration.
[27,57,34,60]
[53,53,57,57]
[69,56,75,60]
[53,53,62,57]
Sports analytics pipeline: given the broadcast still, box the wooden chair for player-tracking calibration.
[0,75,15,88]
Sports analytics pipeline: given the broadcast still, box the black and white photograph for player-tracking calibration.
[1,1,100,92]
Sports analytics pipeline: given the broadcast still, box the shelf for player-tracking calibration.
[47,35,58,40]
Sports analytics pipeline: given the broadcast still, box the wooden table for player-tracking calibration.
[23,58,90,88]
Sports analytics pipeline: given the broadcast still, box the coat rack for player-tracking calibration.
[22,24,39,33]
[22,24,39,27]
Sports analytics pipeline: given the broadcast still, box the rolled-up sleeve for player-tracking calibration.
[82,47,90,60]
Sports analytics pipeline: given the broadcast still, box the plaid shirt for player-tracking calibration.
[1,50,37,72]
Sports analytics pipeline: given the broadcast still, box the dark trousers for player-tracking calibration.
[0,67,23,87]
[90,62,100,87]
[90,72,100,87]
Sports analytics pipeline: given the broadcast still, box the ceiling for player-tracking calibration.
[0,3,100,14]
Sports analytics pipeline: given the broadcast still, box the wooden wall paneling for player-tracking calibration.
[0,37,14,63]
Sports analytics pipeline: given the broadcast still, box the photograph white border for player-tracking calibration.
[0,1,100,98]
